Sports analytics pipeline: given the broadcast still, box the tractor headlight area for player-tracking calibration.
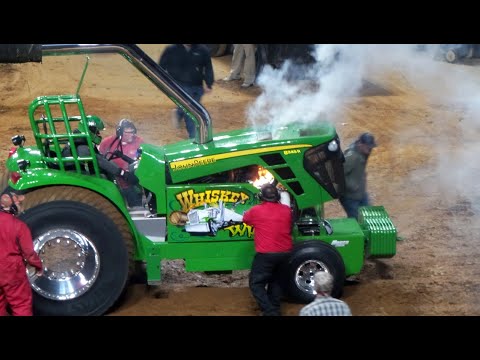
[327,140,338,152]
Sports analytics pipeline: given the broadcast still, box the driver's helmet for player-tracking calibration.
[85,115,105,145]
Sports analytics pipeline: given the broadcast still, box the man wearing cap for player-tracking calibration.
[0,193,43,316]
[339,132,377,219]
[242,183,293,316]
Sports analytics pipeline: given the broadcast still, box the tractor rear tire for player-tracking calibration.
[19,186,134,316]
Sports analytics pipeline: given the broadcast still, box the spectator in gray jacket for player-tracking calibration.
[299,271,352,316]
[339,132,377,219]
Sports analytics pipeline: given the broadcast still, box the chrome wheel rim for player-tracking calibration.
[28,229,100,300]
[445,50,457,63]
[294,260,329,295]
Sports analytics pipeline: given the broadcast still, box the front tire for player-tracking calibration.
[445,49,458,63]
[283,241,345,303]
[20,186,134,316]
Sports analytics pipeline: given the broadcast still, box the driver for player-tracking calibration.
[61,116,140,203]
[98,118,144,207]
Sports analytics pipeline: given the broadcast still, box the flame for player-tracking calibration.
[252,166,274,188]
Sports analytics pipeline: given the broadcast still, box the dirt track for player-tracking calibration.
[1,44,480,316]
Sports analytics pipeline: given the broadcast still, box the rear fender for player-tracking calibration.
[11,172,153,260]
[8,170,127,208]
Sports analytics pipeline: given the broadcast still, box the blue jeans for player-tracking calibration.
[176,84,204,139]
[339,193,370,219]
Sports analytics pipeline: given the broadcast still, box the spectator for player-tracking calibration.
[223,44,256,88]
[242,183,293,316]
[99,119,144,207]
[299,271,352,316]
[159,44,214,139]
[0,193,43,316]
[339,132,377,219]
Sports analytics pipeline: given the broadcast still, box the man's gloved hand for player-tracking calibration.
[112,150,123,159]
[119,169,139,185]
[114,150,134,164]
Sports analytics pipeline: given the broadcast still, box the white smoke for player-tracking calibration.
[247,44,480,127]
[247,44,480,214]
[248,44,370,129]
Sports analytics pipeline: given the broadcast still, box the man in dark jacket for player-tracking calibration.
[242,183,293,316]
[339,132,377,219]
[159,44,214,139]
[0,193,43,316]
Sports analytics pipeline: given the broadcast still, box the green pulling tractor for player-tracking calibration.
[1,44,397,316]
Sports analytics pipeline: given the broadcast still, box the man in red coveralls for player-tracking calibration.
[98,119,144,207]
[242,183,293,316]
[0,193,43,316]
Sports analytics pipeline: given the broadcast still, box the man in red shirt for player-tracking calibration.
[99,119,144,207]
[242,183,293,316]
[0,193,43,316]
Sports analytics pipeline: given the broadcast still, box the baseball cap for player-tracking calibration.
[259,184,280,202]
[358,132,377,148]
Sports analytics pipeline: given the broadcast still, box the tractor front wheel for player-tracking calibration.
[282,241,345,303]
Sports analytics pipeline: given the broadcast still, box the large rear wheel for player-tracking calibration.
[20,186,134,316]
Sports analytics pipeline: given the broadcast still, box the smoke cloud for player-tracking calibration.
[248,44,370,128]
[247,44,477,128]
[247,44,480,215]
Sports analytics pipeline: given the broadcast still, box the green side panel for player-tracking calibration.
[144,216,367,281]
[294,217,366,276]
[134,144,167,214]
[359,206,397,258]
[166,184,259,243]
[145,241,256,281]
